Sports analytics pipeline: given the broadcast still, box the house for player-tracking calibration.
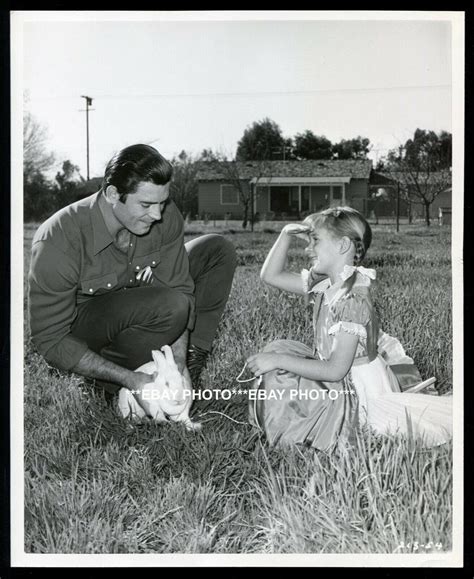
[196,159,373,219]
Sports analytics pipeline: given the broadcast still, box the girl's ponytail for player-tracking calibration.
[353,238,365,266]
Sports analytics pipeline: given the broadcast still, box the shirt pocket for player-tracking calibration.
[132,250,161,273]
[81,272,118,296]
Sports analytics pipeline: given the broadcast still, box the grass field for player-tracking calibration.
[23,222,453,554]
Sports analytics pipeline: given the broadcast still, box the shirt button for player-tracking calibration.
[129,243,133,247]
[152,261,156,265]
[89,288,93,293]
[107,283,111,288]
[135,265,140,270]
[129,279,133,283]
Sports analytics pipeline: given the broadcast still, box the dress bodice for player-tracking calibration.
[302,265,379,363]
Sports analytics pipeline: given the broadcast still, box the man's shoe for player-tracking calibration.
[187,344,209,387]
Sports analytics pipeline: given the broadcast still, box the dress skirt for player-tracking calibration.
[249,339,452,451]
[248,339,359,453]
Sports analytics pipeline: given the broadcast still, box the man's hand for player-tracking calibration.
[246,353,279,377]
[130,370,157,391]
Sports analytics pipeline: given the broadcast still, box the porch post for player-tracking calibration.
[298,185,301,213]
[342,182,346,204]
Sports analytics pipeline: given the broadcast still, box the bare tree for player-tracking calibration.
[216,155,271,230]
[384,130,452,226]
[23,110,55,184]
[395,167,451,226]
[170,150,199,218]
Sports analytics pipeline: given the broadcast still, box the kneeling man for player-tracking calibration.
[28,144,237,402]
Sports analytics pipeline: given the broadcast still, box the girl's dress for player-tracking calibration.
[249,265,452,452]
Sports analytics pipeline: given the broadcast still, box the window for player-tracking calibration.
[220,184,239,205]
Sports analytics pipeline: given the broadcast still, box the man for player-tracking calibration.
[28,144,237,404]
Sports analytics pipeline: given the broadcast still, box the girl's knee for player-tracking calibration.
[263,339,293,353]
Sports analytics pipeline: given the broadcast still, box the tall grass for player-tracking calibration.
[23,223,453,554]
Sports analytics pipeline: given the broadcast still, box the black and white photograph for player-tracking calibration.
[11,10,463,566]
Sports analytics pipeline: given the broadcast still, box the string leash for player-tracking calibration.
[235,362,263,431]
[197,363,263,428]
[236,362,263,386]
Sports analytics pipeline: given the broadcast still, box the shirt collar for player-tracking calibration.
[309,265,376,306]
[90,191,115,255]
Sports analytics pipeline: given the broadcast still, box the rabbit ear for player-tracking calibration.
[151,349,166,372]
[161,345,178,370]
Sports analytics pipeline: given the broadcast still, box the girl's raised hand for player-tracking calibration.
[246,353,279,377]
[282,223,311,241]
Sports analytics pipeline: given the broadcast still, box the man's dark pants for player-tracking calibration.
[70,234,237,393]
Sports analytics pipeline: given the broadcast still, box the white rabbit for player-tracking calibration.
[117,345,201,431]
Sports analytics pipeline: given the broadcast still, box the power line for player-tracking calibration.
[29,84,451,101]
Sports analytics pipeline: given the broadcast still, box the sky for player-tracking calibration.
[17,12,453,179]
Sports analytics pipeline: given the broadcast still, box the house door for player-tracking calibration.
[270,186,291,213]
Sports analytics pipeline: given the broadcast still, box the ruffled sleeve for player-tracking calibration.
[328,293,372,340]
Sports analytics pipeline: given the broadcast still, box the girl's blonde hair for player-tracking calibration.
[302,206,372,265]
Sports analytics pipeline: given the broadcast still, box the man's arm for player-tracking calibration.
[71,349,153,391]
[29,240,154,397]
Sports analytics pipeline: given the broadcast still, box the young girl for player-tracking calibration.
[246,207,452,452]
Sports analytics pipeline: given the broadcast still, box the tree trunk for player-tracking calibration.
[242,203,248,229]
[408,203,413,224]
[424,201,431,227]
[250,185,254,233]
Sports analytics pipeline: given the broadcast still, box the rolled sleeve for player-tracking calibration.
[28,241,88,371]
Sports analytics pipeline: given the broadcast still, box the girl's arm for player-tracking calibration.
[247,331,359,382]
[260,226,307,294]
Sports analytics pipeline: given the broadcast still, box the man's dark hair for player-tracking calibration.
[101,144,173,202]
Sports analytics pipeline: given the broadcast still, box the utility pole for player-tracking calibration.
[396,145,404,232]
[272,145,291,161]
[250,181,255,232]
[396,180,400,233]
[80,95,94,180]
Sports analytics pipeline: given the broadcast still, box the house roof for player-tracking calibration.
[372,170,452,186]
[196,159,372,181]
